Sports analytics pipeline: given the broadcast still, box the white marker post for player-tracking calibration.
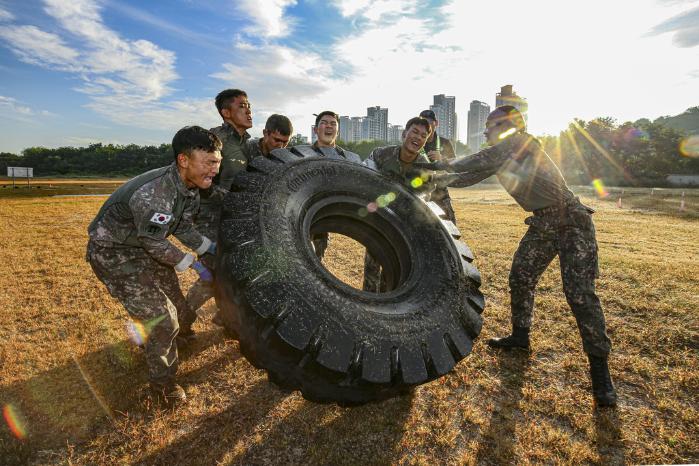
[617,189,624,208]
[679,191,686,212]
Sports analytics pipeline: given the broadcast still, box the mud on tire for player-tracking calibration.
[215,149,485,404]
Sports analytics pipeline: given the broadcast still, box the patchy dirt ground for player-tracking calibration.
[1,187,697,465]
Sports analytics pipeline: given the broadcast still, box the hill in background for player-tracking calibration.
[653,106,699,135]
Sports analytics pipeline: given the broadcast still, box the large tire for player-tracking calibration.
[215,150,485,404]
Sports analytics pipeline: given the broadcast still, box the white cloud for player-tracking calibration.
[236,0,297,38]
[0,95,55,123]
[0,25,81,71]
[0,6,14,21]
[332,0,416,22]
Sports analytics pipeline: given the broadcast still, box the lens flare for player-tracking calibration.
[358,207,368,217]
[367,202,378,213]
[411,177,424,188]
[498,127,517,140]
[679,136,699,158]
[623,127,649,142]
[3,404,27,440]
[591,178,608,198]
[386,192,396,202]
[126,315,166,346]
[126,321,148,346]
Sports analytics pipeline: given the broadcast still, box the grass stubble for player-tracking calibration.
[0,186,697,465]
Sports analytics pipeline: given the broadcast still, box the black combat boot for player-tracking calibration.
[487,326,530,349]
[588,354,617,407]
[150,381,187,405]
[176,325,196,347]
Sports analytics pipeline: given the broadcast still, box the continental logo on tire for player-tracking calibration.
[287,166,338,192]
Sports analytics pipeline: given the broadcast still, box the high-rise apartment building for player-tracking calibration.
[467,100,490,152]
[430,94,458,140]
[339,116,352,142]
[366,106,388,141]
[495,84,528,122]
[311,125,317,144]
[388,124,404,143]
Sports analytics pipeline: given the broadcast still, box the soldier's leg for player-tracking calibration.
[362,250,383,293]
[489,221,557,349]
[88,245,180,386]
[559,216,611,357]
[509,224,558,329]
[559,211,615,406]
[190,202,220,320]
[156,264,198,341]
[312,233,329,260]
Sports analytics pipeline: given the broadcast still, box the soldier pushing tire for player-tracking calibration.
[215,150,485,404]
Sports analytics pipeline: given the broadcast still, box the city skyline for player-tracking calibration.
[0,0,697,153]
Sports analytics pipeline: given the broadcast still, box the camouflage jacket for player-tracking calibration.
[293,142,362,163]
[88,163,211,271]
[363,145,431,190]
[245,137,266,159]
[210,122,252,191]
[448,132,576,211]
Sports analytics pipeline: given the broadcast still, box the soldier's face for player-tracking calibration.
[178,149,222,189]
[222,96,252,131]
[315,116,338,147]
[261,129,290,154]
[485,119,510,146]
[402,124,430,156]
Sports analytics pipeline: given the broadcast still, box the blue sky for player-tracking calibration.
[0,0,698,153]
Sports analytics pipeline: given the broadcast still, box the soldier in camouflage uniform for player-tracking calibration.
[362,116,434,292]
[418,109,457,223]
[246,114,293,158]
[87,126,222,404]
[436,106,617,407]
[186,89,253,325]
[293,111,362,260]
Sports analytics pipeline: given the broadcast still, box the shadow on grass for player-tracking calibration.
[137,385,414,465]
[474,350,531,464]
[594,406,625,465]
[235,392,414,465]
[0,329,228,464]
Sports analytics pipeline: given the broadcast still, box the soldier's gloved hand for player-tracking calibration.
[431,173,463,190]
[191,261,214,282]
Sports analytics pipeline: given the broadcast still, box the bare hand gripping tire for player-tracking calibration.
[215,150,485,404]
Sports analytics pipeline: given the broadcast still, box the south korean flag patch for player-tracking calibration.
[150,212,172,225]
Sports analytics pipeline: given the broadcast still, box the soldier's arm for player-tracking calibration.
[217,157,246,191]
[129,190,196,272]
[446,134,528,187]
[173,196,213,254]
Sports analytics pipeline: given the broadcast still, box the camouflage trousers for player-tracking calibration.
[312,233,329,260]
[187,201,220,313]
[509,204,612,357]
[87,241,195,384]
[362,251,387,293]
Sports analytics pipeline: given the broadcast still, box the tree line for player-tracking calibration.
[1,110,698,186]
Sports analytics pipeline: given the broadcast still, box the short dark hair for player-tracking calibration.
[419,109,436,121]
[265,114,293,136]
[172,126,222,161]
[404,116,432,134]
[314,111,339,127]
[215,89,247,117]
[488,105,526,131]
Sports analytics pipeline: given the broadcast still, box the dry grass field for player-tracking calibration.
[0,185,697,465]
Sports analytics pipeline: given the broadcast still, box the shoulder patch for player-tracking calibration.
[150,212,173,224]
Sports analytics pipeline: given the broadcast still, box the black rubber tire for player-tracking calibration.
[215,149,485,404]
